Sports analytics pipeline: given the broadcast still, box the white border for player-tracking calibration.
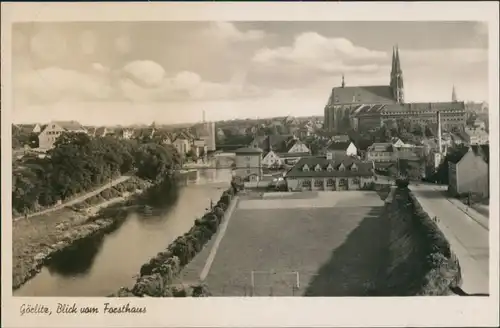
[1,2,499,327]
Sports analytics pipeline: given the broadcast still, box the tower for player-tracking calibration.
[390,45,404,103]
[202,110,206,123]
[452,85,457,102]
[341,74,345,88]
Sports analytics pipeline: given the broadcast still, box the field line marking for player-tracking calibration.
[199,195,239,281]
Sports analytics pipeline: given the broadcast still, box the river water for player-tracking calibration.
[14,169,232,297]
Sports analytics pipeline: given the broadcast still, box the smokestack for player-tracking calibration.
[437,111,442,154]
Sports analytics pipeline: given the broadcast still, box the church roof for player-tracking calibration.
[327,85,396,106]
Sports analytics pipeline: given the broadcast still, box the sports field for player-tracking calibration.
[181,191,390,296]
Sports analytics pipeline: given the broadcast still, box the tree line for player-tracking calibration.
[12,132,181,216]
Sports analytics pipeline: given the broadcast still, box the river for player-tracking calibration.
[14,168,232,297]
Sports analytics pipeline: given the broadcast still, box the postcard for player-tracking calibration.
[1,1,499,327]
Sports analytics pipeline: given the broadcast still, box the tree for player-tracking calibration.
[11,133,180,215]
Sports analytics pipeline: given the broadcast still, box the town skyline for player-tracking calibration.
[12,21,489,126]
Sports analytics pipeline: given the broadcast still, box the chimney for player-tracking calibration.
[437,111,442,154]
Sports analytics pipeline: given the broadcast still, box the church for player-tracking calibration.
[323,46,466,133]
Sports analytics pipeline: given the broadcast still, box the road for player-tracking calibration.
[409,184,489,295]
[14,175,132,221]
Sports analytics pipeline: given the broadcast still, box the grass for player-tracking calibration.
[184,191,388,296]
[11,176,150,290]
[12,208,88,288]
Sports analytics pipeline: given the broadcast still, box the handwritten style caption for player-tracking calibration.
[20,302,147,316]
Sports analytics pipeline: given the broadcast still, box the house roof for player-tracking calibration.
[326,141,352,151]
[447,147,471,164]
[471,144,489,164]
[278,152,311,158]
[53,121,86,131]
[252,134,295,152]
[234,147,263,154]
[95,127,106,136]
[326,86,396,106]
[286,156,374,178]
[330,135,351,142]
[367,143,394,152]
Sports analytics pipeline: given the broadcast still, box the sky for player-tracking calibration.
[11,21,489,125]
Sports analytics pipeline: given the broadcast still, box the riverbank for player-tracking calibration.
[109,181,242,297]
[12,176,153,290]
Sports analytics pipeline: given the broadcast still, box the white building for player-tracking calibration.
[38,121,87,150]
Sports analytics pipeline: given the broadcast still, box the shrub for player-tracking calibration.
[118,186,240,297]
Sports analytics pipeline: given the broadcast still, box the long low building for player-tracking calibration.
[351,101,466,132]
[284,155,375,191]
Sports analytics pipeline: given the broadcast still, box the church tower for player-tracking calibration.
[452,85,457,102]
[390,45,404,103]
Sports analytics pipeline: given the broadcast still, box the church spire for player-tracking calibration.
[341,74,345,88]
[452,85,457,102]
[390,44,404,104]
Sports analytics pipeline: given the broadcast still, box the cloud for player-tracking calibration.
[253,32,388,74]
[401,48,488,68]
[14,67,113,104]
[115,35,132,54]
[122,60,166,88]
[80,30,98,55]
[118,69,266,102]
[14,57,266,106]
[204,22,265,42]
[30,27,69,64]
[474,22,488,36]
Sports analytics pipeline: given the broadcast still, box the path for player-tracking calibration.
[14,175,132,221]
[409,184,489,295]
[199,196,239,281]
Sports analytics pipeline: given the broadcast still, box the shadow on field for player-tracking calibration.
[303,206,390,297]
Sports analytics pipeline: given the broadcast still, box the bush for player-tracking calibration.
[387,186,462,295]
[122,187,238,297]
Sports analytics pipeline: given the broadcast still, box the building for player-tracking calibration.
[260,136,311,167]
[198,121,216,151]
[234,147,263,181]
[325,140,358,159]
[172,134,192,157]
[32,124,42,134]
[38,121,87,150]
[285,155,375,191]
[324,45,467,133]
[448,145,489,197]
[352,102,467,132]
[192,139,208,161]
[365,143,395,162]
[459,127,489,145]
[323,46,403,132]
